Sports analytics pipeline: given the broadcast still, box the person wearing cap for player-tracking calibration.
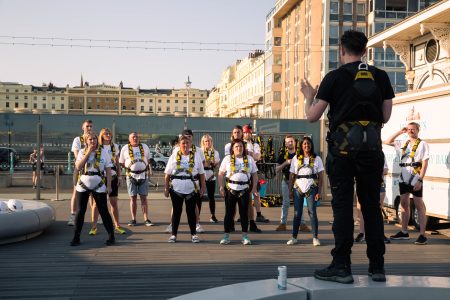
[243,124,270,227]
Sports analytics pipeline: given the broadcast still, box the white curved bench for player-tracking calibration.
[0,199,55,245]
[171,276,450,300]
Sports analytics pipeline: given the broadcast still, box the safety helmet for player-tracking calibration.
[7,199,23,211]
[0,201,9,213]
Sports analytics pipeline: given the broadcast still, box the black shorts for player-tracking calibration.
[108,176,119,197]
[399,182,423,198]
[32,163,44,171]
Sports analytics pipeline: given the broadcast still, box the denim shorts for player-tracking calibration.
[126,177,149,196]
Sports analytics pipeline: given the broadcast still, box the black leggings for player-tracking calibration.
[170,190,198,236]
[224,189,249,233]
[206,180,216,215]
[74,191,114,237]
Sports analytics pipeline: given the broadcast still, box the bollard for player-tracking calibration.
[9,152,14,175]
[52,165,61,201]
[67,152,73,173]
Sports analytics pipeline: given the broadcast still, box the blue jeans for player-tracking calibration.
[292,187,318,238]
[280,180,306,225]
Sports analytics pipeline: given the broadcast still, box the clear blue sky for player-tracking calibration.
[0,0,274,90]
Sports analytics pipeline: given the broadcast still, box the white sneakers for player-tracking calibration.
[313,238,321,246]
[168,235,176,243]
[67,214,75,226]
[165,224,172,233]
[287,238,298,245]
[192,235,200,243]
[196,224,205,233]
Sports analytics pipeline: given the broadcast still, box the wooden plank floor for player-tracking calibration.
[1,186,450,299]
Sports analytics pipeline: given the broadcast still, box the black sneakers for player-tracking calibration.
[314,264,354,284]
[368,268,386,282]
[128,219,137,226]
[255,215,270,223]
[354,233,365,243]
[70,236,80,247]
[390,231,410,240]
[105,237,116,246]
[414,234,428,245]
[249,221,262,233]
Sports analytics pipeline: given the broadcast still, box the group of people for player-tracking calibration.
[65,30,432,285]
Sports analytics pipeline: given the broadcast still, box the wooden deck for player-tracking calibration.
[1,187,450,299]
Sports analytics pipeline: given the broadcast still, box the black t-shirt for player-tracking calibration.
[316,61,395,128]
[277,151,296,181]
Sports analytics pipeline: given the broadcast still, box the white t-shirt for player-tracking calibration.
[76,148,112,193]
[395,139,429,185]
[290,155,324,193]
[165,151,205,194]
[203,149,220,181]
[224,141,261,158]
[71,136,86,155]
[119,143,150,180]
[173,145,205,163]
[101,143,120,176]
[219,155,257,191]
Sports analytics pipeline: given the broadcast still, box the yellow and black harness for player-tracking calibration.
[294,155,318,197]
[225,154,250,197]
[78,147,106,192]
[125,143,147,176]
[399,139,422,185]
[170,150,199,193]
[101,144,118,179]
[204,149,216,181]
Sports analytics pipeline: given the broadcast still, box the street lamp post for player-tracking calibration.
[184,76,192,130]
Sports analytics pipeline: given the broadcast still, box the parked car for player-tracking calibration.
[149,151,169,171]
[0,147,20,171]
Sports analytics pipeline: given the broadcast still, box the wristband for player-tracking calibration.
[418,178,423,183]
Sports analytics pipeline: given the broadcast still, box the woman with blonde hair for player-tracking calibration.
[89,128,126,235]
[201,134,221,223]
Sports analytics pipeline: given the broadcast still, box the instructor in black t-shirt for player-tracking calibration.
[300,30,394,284]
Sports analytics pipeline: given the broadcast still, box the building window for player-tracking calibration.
[33,103,37,109]
[61,97,64,100]
[158,107,161,112]
[329,25,339,45]
[34,96,37,100]
[114,98,118,103]
[343,2,353,21]
[330,1,339,21]
[141,106,144,111]
[175,107,179,112]
[175,94,178,97]
[200,107,203,112]
[184,100,187,104]
[175,99,178,103]
[6,102,9,108]
[274,73,281,83]
[158,99,162,103]
[200,100,204,104]
[24,96,28,100]
[166,99,170,103]
[24,103,28,108]
[52,104,56,109]
[192,100,195,104]
[6,95,9,99]
[52,96,55,100]
[15,102,19,108]
[166,107,170,112]
[43,104,46,109]
[274,37,282,46]
[192,107,195,112]
[329,49,338,70]
[149,107,153,112]
[43,97,46,100]
[141,99,144,102]
[61,104,64,109]
[122,105,126,110]
[15,96,19,100]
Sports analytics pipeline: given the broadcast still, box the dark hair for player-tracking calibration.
[181,129,193,136]
[340,30,368,56]
[230,125,243,141]
[298,136,316,157]
[83,119,93,125]
[229,138,247,156]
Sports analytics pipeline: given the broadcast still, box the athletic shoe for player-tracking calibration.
[300,223,311,232]
[105,237,115,246]
[210,216,219,223]
[128,219,137,226]
[70,237,80,246]
[390,231,410,240]
[313,238,321,246]
[168,235,177,243]
[368,268,386,282]
[67,214,76,226]
[192,235,200,243]
[145,219,154,227]
[115,226,126,235]
[314,264,354,284]
[255,215,270,223]
[165,224,172,233]
[414,234,428,245]
[275,223,287,231]
[287,238,298,245]
[220,234,230,245]
[354,233,365,243]
[242,235,252,245]
[88,228,97,235]
[196,224,205,233]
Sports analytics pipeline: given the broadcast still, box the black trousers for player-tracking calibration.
[326,150,385,270]
[74,191,114,238]
[206,180,216,215]
[224,189,249,233]
[170,190,198,236]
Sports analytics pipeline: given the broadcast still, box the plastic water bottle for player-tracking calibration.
[278,266,287,290]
